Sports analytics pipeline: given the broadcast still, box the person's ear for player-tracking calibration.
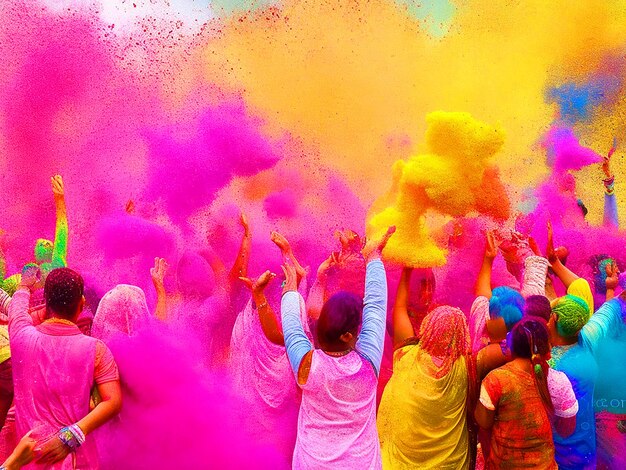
[78,295,86,314]
[339,332,354,344]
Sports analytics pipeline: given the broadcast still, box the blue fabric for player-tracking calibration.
[355,259,388,376]
[603,193,618,228]
[281,291,313,378]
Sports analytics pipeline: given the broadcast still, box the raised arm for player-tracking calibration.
[306,252,337,321]
[240,271,284,346]
[580,295,625,353]
[50,175,68,269]
[229,213,251,287]
[8,266,39,339]
[271,231,306,286]
[546,221,579,288]
[393,267,415,347]
[150,257,169,321]
[603,140,619,228]
[355,226,395,375]
[281,262,313,383]
[475,231,496,298]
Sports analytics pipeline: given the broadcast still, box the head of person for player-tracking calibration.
[524,295,552,322]
[34,238,54,264]
[93,285,150,343]
[592,255,617,294]
[317,291,363,351]
[510,317,554,412]
[549,294,590,340]
[44,268,85,322]
[418,306,470,378]
[176,251,215,299]
[489,286,524,331]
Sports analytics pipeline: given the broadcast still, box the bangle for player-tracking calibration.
[58,424,85,452]
[257,301,268,310]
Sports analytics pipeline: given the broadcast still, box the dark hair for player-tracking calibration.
[524,295,551,322]
[510,318,554,414]
[317,292,363,345]
[45,268,84,320]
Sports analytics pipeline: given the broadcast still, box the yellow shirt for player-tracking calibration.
[378,344,469,470]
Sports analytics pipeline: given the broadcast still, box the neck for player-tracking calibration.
[551,333,577,346]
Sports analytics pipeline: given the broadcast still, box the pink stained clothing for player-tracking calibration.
[229,297,309,463]
[596,411,626,470]
[92,285,151,343]
[8,288,119,470]
[470,296,490,354]
[293,349,381,469]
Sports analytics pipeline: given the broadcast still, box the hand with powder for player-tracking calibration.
[281,261,299,296]
[239,270,276,296]
[361,226,395,263]
[271,231,306,285]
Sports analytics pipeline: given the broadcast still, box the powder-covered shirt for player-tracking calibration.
[281,258,387,469]
[9,288,119,470]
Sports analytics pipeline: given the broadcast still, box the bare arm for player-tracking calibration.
[475,401,495,429]
[50,175,68,269]
[306,253,337,321]
[150,258,169,321]
[475,231,497,298]
[76,380,122,435]
[240,271,284,346]
[229,213,251,287]
[393,267,415,347]
[546,221,578,288]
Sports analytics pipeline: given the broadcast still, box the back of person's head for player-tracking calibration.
[34,238,54,264]
[510,317,554,413]
[93,285,150,343]
[489,286,524,331]
[176,251,215,298]
[317,292,363,348]
[418,305,470,378]
[551,294,590,338]
[524,295,551,322]
[45,268,84,320]
[592,255,615,295]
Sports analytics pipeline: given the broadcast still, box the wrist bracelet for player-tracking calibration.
[58,424,85,452]
[257,301,268,310]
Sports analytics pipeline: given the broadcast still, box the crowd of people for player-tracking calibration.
[0,150,624,470]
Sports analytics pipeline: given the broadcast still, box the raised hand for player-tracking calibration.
[19,264,41,291]
[362,226,396,262]
[603,137,617,179]
[281,261,299,295]
[270,231,291,253]
[484,230,498,259]
[546,221,557,264]
[150,257,168,290]
[240,212,250,235]
[51,175,64,198]
[317,252,339,278]
[605,262,620,291]
[239,270,276,294]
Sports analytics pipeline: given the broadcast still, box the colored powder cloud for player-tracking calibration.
[542,126,604,172]
[367,111,510,268]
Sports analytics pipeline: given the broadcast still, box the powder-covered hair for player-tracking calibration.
[317,291,363,345]
[489,286,524,331]
[510,318,554,414]
[591,255,615,295]
[524,295,551,322]
[418,305,470,379]
[45,267,84,320]
[552,294,590,337]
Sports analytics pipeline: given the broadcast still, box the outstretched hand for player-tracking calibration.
[605,262,620,291]
[270,231,291,253]
[484,230,498,259]
[240,212,250,235]
[51,175,64,198]
[33,435,69,465]
[281,261,299,295]
[19,264,41,291]
[361,226,395,262]
[317,252,339,278]
[239,270,276,294]
[546,221,557,264]
[603,137,617,179]
[150,257,168,290]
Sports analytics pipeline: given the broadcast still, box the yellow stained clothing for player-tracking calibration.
[567,278,594,313]
[0,326,10,364]
[377,343,469,470]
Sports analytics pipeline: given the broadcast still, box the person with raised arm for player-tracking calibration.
[1,176,69,297]
[8,265,121,469]
[281,226,394,469]
[230,226,310,466]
